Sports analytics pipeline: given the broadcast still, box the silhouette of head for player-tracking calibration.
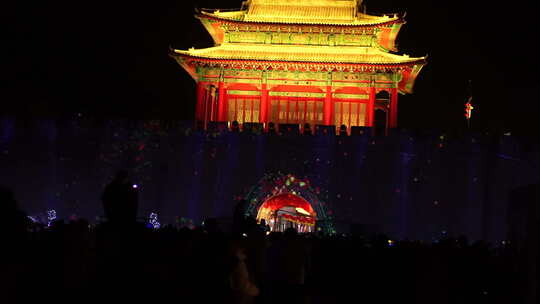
[284,227,298,238]
[231,121,239,132]
[0,185,17,210]
[268,122,276,134]
[114,170,129,183]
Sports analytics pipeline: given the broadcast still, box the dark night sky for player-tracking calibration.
[4,0,538,133]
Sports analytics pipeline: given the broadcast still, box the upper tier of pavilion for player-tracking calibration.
[201,0,399,26]
[194,0,407,51]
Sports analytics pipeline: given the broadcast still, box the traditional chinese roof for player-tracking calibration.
[246,0,357,24]
[200,2,401,27]
[172,43,425,66]
[171,43,426,93]
[196,1,404,50]
[172,0,426,94]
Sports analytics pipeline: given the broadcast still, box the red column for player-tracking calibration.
[367,86,375,127]
[390,87,398,128]
[260,83,269,123]
[324,85,333,125]
[217,81,226,121]
[196,82,206,121]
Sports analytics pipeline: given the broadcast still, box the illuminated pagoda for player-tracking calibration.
[171,0,426,132]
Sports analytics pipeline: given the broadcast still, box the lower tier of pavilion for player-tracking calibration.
[171,43,425,94]
[170,44,425,131]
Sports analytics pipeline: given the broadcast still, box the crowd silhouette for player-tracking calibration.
[1,173,534,304]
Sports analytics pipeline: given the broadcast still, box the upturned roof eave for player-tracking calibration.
[170,49,427,67]
[197,10,404,28]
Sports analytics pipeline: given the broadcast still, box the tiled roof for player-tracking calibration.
[245,0,356,24]
[172,43,425,65]
[201,0,399,26]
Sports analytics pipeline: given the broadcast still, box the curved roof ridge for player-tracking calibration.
[172,43,426,65]
[200,11,401,26]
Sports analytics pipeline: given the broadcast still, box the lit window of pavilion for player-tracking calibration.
[170,0,426,133]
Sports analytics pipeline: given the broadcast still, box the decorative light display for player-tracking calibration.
[98,120,167,188]
[242,172,335,234]
[148,212,161,229]
[465,98,474,120]
[47,209,57,226]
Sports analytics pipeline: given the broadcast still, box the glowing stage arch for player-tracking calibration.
[243,173,335,234]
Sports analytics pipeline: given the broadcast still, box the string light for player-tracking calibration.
[47,209,57,227]
[148,212,161,229]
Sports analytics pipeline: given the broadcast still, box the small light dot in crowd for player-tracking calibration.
[413,177,419,182]
[132,184,138,189]
[434,201,439,205]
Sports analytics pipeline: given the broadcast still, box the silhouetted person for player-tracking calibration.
[1,186,31,303]
[1,186,28,241]
[233,199,248,234]
[267,227,311,304]
[267,122,276,135]
[231,120,240,132]
[303,123,312,135]
[339,124,347,136]
[101,170,138,224]
[203,217,222,235]
[228,238,260,304]
[259,219,270,234]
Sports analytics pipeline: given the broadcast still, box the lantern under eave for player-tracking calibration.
[170,0,426,132]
